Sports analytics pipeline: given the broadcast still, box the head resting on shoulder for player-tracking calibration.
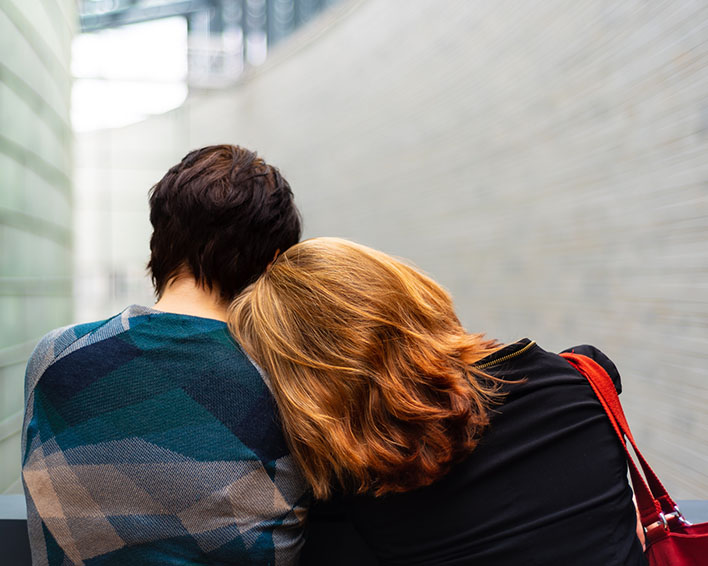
[147,144,301,301]
[228,237,503,499]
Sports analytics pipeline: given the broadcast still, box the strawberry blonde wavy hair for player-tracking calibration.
[228,238,504,499]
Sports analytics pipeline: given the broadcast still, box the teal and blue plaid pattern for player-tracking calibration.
[22,305,308,566]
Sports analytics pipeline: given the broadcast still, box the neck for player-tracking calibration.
[153,277,229,322]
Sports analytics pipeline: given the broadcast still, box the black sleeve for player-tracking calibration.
[561,344,622,394]
[301,496,379,566]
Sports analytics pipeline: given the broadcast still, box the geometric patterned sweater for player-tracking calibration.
[21,305,308,566]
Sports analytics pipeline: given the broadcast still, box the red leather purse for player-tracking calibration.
[561,353,708,566]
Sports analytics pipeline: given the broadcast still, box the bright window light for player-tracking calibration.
[72,17,188,132]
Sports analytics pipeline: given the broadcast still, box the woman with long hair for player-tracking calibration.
[228,237,646,566]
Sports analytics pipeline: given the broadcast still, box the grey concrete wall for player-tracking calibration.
[0,0,75,493]
[76,0,708,497]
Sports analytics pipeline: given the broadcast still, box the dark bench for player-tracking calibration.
[2,495,707,565]
[0,495,31,566]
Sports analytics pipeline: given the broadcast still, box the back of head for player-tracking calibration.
[148,144,301,301]
[229,237,502,499]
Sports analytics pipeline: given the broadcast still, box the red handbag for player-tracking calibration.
[561,353,708,566]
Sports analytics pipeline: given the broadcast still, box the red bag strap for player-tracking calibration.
[559,353,677,528]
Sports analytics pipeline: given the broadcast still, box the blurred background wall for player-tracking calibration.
[75,0,708,497]
[0,1,75,493]
[2,0,707,498]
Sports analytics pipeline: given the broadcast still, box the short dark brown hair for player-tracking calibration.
[147,145,301,300]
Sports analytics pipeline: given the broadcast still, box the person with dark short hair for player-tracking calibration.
[21,145,308,566]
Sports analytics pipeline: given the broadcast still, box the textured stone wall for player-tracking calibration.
[0,0,75,492]
[76,0,708,496]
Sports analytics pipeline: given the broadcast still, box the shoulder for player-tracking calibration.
[24,310,133,398]
[26,321,99,377]
[560,344,622,394]
[34,319,108,356]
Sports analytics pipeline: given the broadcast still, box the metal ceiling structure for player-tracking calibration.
[79,0,213,33]
[77,0,342,86]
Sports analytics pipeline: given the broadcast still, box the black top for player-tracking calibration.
[301,340,647,566]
